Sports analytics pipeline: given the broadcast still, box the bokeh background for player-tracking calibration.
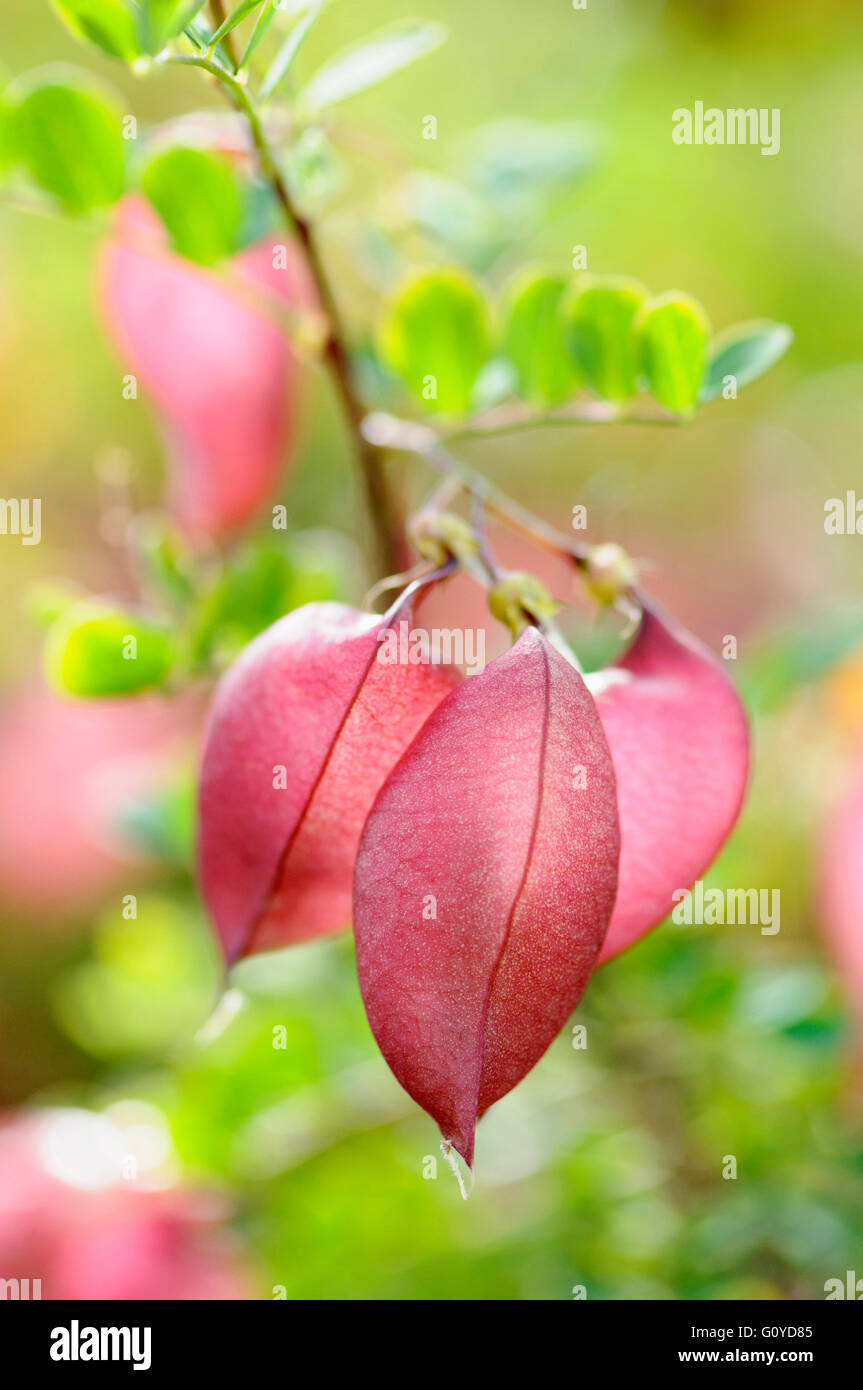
[1,0,863,1300]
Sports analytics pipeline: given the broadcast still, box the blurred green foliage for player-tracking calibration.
[140,146,243,265]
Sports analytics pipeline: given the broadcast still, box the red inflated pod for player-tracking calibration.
[99,197,316,541]
[198,591,461,963]
[0,1110,253,1300]
[0,681,202,926]
[590,602,750,963]
[818,754,863,1068]
[353,627,621,1169]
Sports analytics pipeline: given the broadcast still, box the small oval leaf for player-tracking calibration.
[50,0,141,61]
[700,319,793,402]
[563,274,647,403]
[379,267,490,415]
[140,146,242,266]
[12,73,125,214]
[501,269,578,408]
[46,602,175,697]
[635,291,711,414]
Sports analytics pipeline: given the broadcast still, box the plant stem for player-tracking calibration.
[166,49,668,584]
[208,0,239,70]
[168,51,401,577]
[442,401,681,446]
[362,412,591,569]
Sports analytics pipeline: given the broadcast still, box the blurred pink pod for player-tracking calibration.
[98,197,316,541]
[198,600,460,962]
[353,628,620,1167]
[819,753,863,1053]
[0,1108,252,1300]
[592,604,750,962]
[0,681,200,925]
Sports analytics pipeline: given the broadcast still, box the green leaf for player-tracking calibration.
[385,172,503,274]
[139,1,208,52]
[700,320,793,402]
[299,19,446,113]
[739,610,863,713]
[133,515,196,604]
[183,16,211,49]
[188,533,346,666]
[563,274,647,403]
[140,146,242,265]
[459,119,596,213]
[119,768,197,867]
[260,0,324,102]
[635,291,711,415]
[0,91,17,177]
[379,267,490,416]
[12,73,125,214]
[502,269,578,408]
[239,0,278,67]
[471,357,519,413]
[46,601,175,696]
[285,126,342,214]
[189,540,296,665]
[209,0,263,46]
[50,0,141,61]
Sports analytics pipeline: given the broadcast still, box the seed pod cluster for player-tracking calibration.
[198,596,749,1166]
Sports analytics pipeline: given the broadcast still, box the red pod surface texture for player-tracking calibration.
[353,628,621,1167]
[198,602,459,962]
[593,605,750,962]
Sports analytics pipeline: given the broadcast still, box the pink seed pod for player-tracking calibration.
[353,628,620,1168]
[593,604,750,963]
[0,1110,253,1300]
[98,197,314,541]
[818,754,863,1065]
[198,600,460,962]
[0,681,201,926]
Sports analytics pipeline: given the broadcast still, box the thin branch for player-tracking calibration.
[167,50,402,577]
[363,412,591,569]
[209,0,239,70]
[470,493,502,582]
[442,400,681,446]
